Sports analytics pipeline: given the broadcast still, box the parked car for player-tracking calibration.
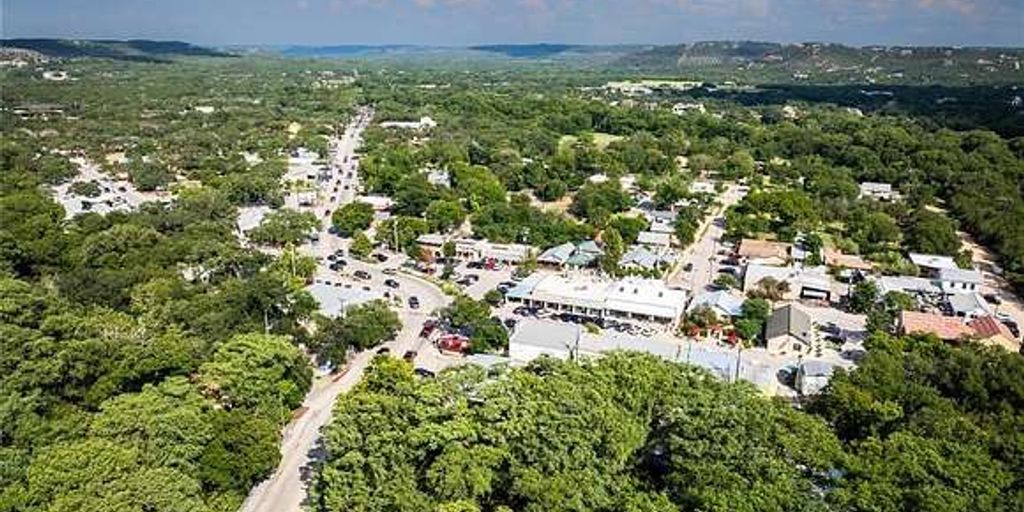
[376,347,390,355]
[503,318,517,330]
[983,293,1003,305]
[373,253,389,263]
[354,270,372,280]
[408,296,420,309]
[382,268,397,275]
[466,261,483,270]
[402,350,417,362]
[414,368,436,378]
[683,263,694,272]
[384,278,400,289]
[1001,320,1020,338]
[327,254,337,262]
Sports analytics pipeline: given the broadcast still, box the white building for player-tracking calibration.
[908,253,959,277]
[306,282,384,318]
[687,290,745,319]
[858,182,899,201]
[636,231,672,249]
[355,195,393,211]
[379,116,437,130]
[417,234,533,264]
[672,102,706,114]
[506,274,688,326]
[425,168,451,188]
[938,267,982,294]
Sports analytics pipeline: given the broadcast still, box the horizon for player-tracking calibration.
[4,0,1022,48]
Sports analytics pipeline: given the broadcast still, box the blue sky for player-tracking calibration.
[4,0,1022,47]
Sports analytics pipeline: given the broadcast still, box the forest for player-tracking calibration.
[310,340,1023,512]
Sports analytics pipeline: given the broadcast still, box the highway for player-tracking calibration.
[240,107,449,512]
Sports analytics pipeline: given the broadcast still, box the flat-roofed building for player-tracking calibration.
[737,239,791,266]
[743,264,833,302]
[505,274,688,326]
[908,253,959,277]
[858,182,899,201]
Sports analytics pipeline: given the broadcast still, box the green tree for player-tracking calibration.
[905,208,961,256]
[199,333,312,421]
[248,209,319,247]
[600,227,624,276]
[349,231,373,260]
[331,202,374,238]
[426,199,466,233]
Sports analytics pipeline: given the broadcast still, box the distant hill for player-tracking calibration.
[470,44,580,58]
[0,39,231,62]
[614,41,1024,84]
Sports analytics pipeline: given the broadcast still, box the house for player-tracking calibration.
[505,274,688,326]
[619,245,671,272]
[537,240,603,268]
[645,210,677,234]
[764,304,815,355]
[742,264,833,302]
[899,310,972,341]
[858,182,899,201]
[736,239,791,266]
[795,360,836,395]
[823,249,873,272]
[424,168,451,188]
[538,242,575,267]
[687,290,745,319]
[637,231,672,248]
[968,315,1019,351]
[946,292,991,320]
[908,253,959,278]
[938,267,982,294]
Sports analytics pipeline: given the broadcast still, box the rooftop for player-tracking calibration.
[900,310,972,340]
[908,253,959,270]
[765,304,814,342]
[938,267,983,284]
[688,290,745,317]
[737,239,791,260]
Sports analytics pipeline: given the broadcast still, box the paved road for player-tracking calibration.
[667,185,745,293]
[241,107,449,512]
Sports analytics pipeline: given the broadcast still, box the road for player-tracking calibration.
[241,107,450,512]
[667,184,745,293]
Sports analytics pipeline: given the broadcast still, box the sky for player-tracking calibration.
[3,0,1023,47]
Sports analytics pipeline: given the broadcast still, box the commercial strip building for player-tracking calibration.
[417,234,534,263]
[505,274,689,326]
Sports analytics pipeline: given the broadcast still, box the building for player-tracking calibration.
[908,253,959,277]
[938,267,982,294]
[689,181,716,194]
[379,116,437,130]
[644,210,678,234]
[537,241,603,268]
[687,290,745,319]
[876,275,941,296]
[858,182,899,201]
[743,264,833,302]
[795,361,837,395]
[306,282,384,318]
[417,235,533,263]
[823,249,873,272]
[505,274,688,326]
[764,304,815,355]
[619,245,671,272]
[737,239,791,266]
[424,168,451,188]
[636,231,672,249]
[968,316,1019,351]
[899,311,972,341]
[355,195,393,212]
[671,102,706,114]
[946,292,991,320]
[508,320,582,361]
